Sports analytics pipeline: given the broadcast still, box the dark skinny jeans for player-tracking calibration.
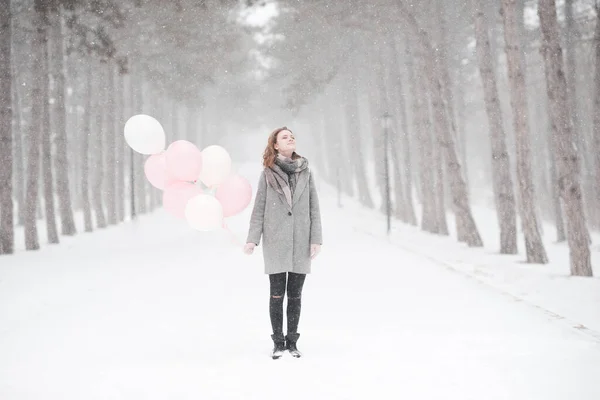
[269,272,306,337]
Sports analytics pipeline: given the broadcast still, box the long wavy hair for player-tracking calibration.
[262,126,301,168]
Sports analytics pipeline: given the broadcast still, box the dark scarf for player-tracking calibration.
[264,154,309,207]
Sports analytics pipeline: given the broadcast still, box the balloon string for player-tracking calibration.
[223,222,243,247]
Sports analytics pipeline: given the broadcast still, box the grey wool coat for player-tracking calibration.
[246,167,323,274]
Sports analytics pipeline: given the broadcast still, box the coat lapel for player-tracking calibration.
[292,169,310,207]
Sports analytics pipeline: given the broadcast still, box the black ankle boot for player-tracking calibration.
[271,333,285,359]
[285,333,302,358]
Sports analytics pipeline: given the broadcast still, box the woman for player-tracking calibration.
[244,127,323,359]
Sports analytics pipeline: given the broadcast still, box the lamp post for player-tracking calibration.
[382,112,392,236]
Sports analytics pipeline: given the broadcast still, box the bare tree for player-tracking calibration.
[48,0,76,236]
[538,0,592,276]
[400,4,483,246]
[391,37,417,225]
[343,75,374,209]
[473,0,517,254]
[105,62,117,225]
[24,0,50,251]
[0,0,13,254]
[42,31,59,245]
[81,58,93,232]
[92,59,107,228]
[594,1,600,226]
[500,0,547,263]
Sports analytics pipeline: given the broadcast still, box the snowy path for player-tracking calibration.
[1,183,600,399]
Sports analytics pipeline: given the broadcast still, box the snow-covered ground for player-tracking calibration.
[1,164,599,399]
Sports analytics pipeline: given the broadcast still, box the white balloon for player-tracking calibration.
[199,145,232,187]
[124,114,166,155]
[185,194,223,231]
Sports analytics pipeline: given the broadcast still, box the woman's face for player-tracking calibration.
[275,130,296,154]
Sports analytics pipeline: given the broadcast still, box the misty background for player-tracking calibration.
[0,0,599,276]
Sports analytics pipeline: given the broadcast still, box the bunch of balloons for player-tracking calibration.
[124,114,252,231]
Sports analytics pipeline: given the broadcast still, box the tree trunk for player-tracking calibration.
[48,1,76,236]
[42,30,59,245]
[436,1,463,240]
[500,0,548,263]
[344,82,374,208]
[116,70,125,222]
[398,4,483,247]
[548,130,566,241]
[105,62,117,225]
[13,67,24,227]
[391,38,417,226]
[92,60,106,228]
[132,75,146,215]
[414,55,436,233]
[81,59,93,232]
[473,0,518,254]
[538,0,592,276]
[0,0,13,254]
[432,128,448,235]
[593,3,600,233]
[24,0,48,251]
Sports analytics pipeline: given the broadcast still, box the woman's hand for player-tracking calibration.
[311,244,321,260]
[243,243,256,255]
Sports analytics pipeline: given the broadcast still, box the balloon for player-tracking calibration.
[124,114,166,155]
[185,194,224,231]
[144,153,176,190]
[215,174,253,217]
[198,145,232,187]
[162,182,202,219]
[165,140,203,182]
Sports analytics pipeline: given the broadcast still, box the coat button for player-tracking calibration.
[288,211,292,216]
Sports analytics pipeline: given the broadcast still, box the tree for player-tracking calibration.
[48,0,76,235]
[473,0,517,254]
[499,0,548,263]
[24,0,50,251]
[0,0,13,254]
[538,0,592,276]
[397,2,483,246]
[42,28,60,245]
[594,1,600,226]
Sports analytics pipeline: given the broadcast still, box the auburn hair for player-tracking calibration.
[262,126,301,168]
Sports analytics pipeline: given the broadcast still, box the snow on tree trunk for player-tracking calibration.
[0,0,13,254]
[105,62,117,225]
[81,59,93,232]
[500,0,548,263]
[48,2,76,236]
[92,60,107,228]
[24,0,49,251]
[473,0,518,254]
[538,0,592,276]
[41,33,59,245]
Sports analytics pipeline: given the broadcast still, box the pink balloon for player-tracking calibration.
[144,153,176,190]
[163,181,202,219]
[215,174,253,217]
[165,140,203,182]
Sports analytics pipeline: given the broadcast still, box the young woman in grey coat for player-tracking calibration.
[244,126,323,359]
